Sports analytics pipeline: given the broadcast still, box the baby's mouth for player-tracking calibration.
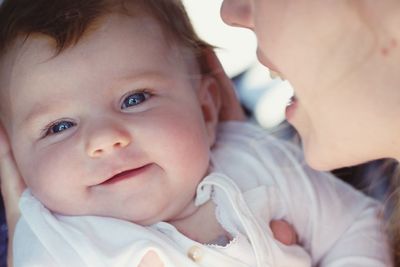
[101,164,152,185]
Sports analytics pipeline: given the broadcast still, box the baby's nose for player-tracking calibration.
[85,122,131,158]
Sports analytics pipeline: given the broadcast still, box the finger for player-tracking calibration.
[0,123,25,221]
[0,132,24,267]
[0,124,23,267]
[0,146,25,227]
[270,220,298,245]
[0,123,11,159]
[0,124,25,196]
[204,49,246,121]
[0,152,25,199]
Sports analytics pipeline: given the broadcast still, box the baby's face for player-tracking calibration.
[1,14,216,224]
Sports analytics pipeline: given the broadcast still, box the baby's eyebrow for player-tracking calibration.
[21,103,58,126]
[22,94,73,124]
[115,72,174,88]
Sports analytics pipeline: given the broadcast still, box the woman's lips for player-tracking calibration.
[101,164,152,185]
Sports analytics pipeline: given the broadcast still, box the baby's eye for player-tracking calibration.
[121,91,150,109]
[45,120,76,136]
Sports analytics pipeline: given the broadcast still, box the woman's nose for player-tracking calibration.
[85,121,131,158]
[220,0,254,29]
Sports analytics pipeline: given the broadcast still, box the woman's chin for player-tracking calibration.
[303,146,367,172]
[304,154,336,171]
[302,143,346,171]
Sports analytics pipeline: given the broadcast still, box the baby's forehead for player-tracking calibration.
[0,37,43,126]
[0,34,82,128]
[0,15,201,111]
[0,35,55,99]
[5,35,57,66]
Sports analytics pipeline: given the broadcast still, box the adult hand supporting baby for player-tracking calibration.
[204,49,297,246]
[270,220,298,246]
[0,123,25,267]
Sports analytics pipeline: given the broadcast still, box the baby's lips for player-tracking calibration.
[99,163,152,185]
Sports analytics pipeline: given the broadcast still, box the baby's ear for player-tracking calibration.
[198,75,221,147]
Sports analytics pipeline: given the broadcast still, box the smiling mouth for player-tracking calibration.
[101,164,152,185]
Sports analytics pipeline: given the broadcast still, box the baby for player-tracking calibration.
[0,0,392,266]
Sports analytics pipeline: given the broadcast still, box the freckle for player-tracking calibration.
[381,47,389,56]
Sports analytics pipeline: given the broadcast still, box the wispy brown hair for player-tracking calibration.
[0,0,212,68]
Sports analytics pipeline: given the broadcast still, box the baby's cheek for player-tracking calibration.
[27,162,54,195]
[177,139,210,179]
[25,154,66,202]
[13,155,39,189]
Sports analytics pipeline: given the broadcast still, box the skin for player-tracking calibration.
[0,10,296,267]
[0,124,22,267]
[0,13,223,266]
[2,14,221,227]
[220,0,400,170]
